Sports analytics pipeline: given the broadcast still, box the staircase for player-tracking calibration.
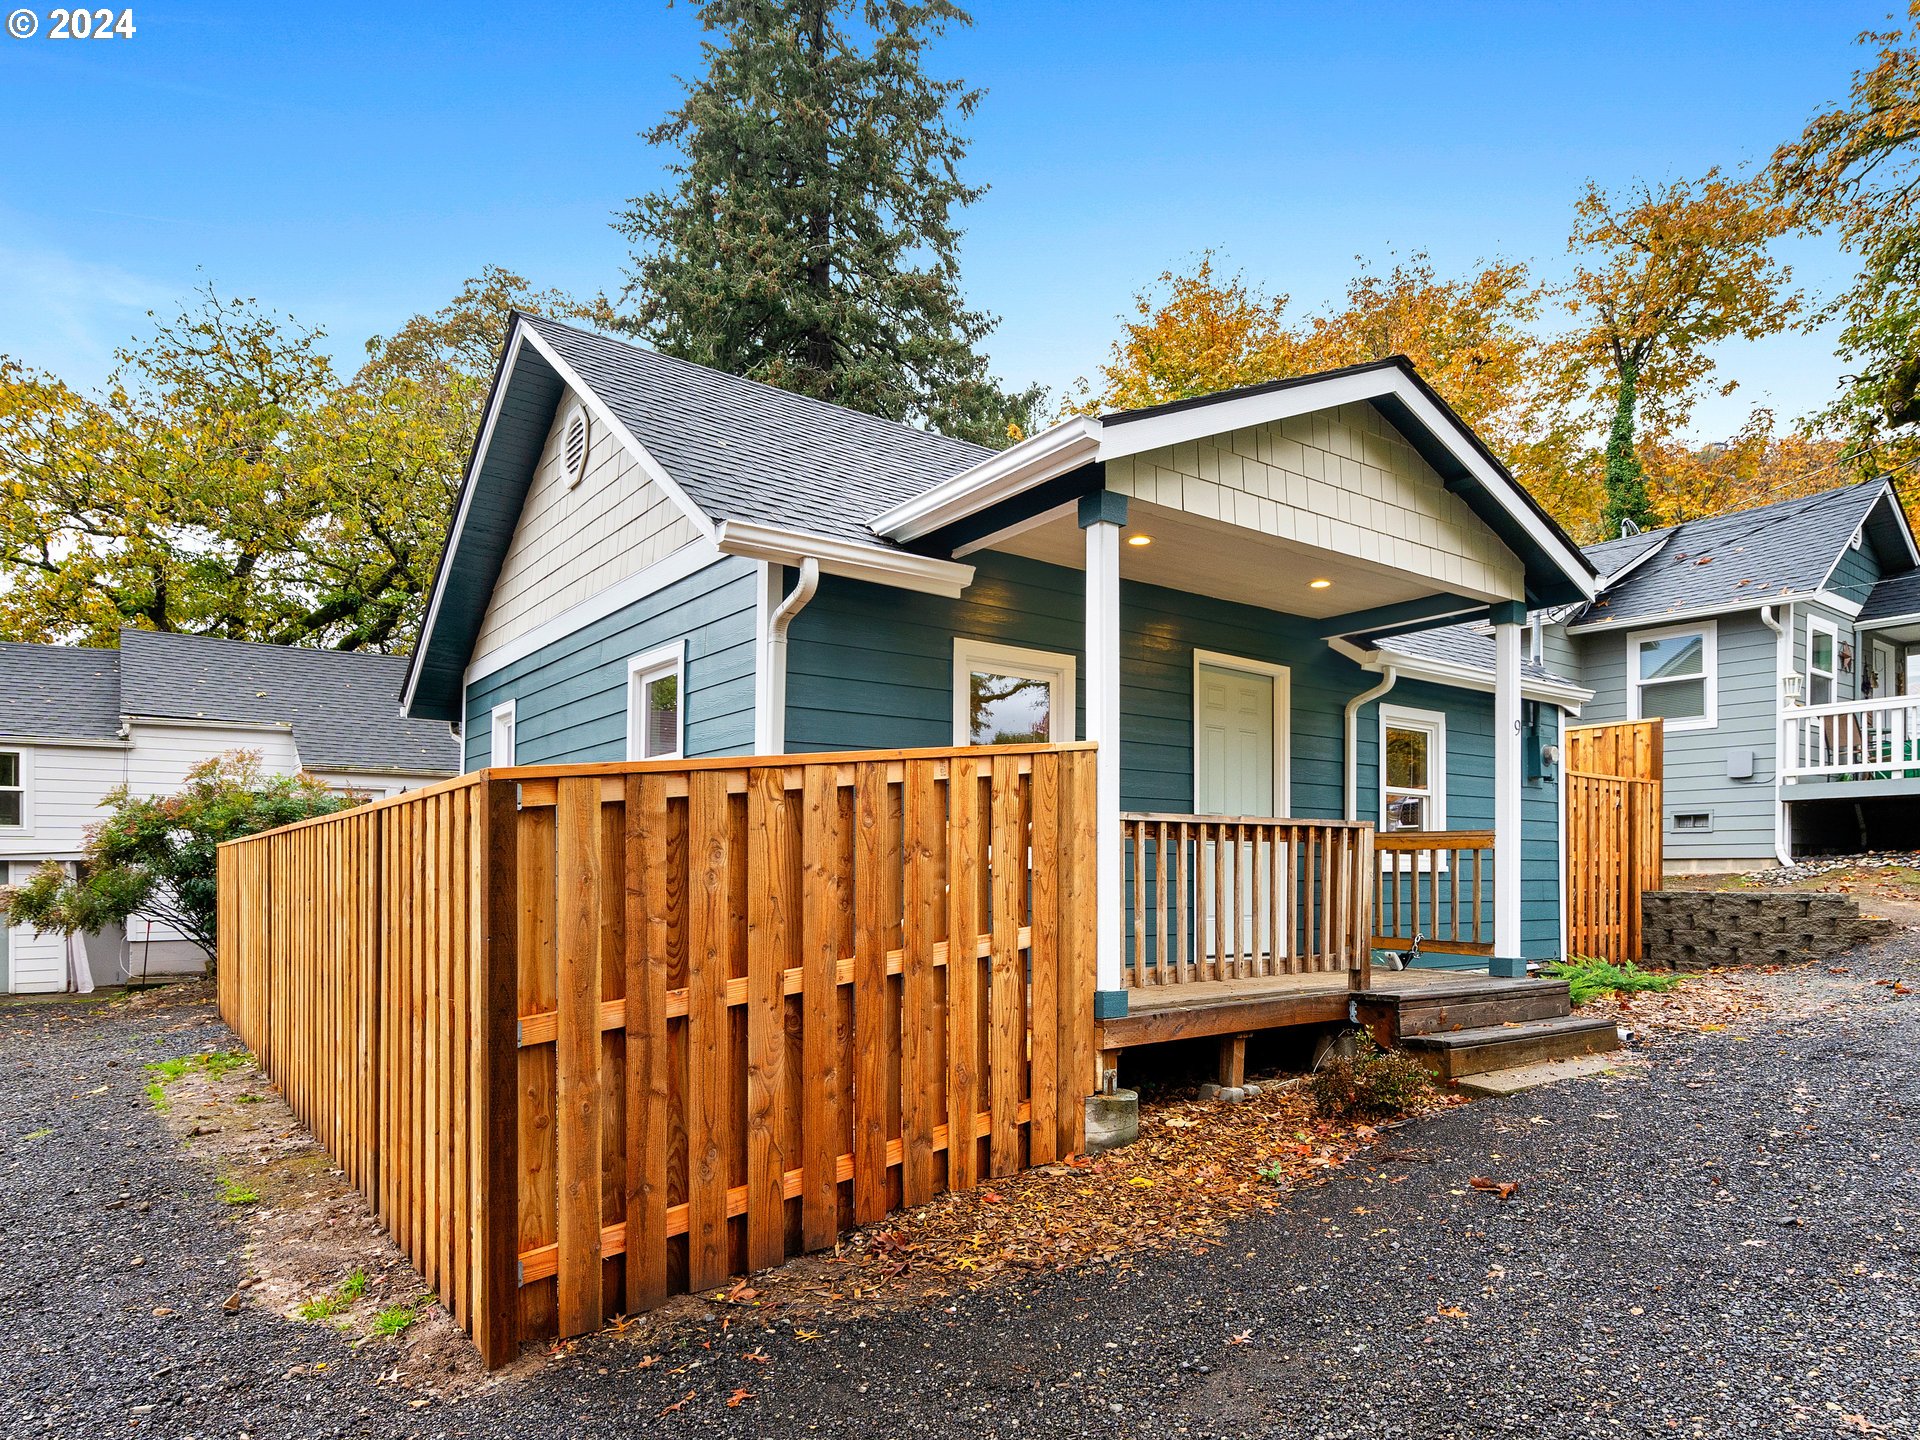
[1356,974,1620,1082]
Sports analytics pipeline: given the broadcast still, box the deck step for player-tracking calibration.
[1400,1014,1619,1080]
[1384,983,1572,1038]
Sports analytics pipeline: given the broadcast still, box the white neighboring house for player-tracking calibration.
[1,629,461,992]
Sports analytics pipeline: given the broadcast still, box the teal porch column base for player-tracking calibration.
[1093,989,1129,1020]
[1488,955,1528,979]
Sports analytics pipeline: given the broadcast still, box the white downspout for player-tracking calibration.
[1343,667,1398,821]
[1760,603,1793,865]
[757,557,820,755]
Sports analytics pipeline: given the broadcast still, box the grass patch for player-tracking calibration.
[1308,1033,1436,1122]
[369,1302,419,1338]
[145,1080,169,1113]
[233,1092,264,1105]
[145,1050,250,1085]
[1549,956,1682,1007]
[219,1177,261,1206]
[296,1271,367,1322]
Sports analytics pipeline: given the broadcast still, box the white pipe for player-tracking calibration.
[1343,667,1398,821]
[758,557,819,755]
[1760,603,1793,866]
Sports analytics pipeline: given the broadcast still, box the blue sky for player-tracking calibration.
[0,1,1893,438]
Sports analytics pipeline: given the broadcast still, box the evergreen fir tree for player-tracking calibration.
[613,0,1041,447]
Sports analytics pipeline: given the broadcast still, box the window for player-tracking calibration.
[627,643,685,761]
[1630,622,1716,731]
[1379,705,1446,833]
[490,700,516,766]
[952,640,1076,746]
[0,750,23,829]
[1806,617,1838,707]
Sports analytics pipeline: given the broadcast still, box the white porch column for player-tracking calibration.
[1080,491,1127,1006]
[1492,602,1525,971]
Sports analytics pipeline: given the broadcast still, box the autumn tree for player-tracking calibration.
[0,269,580,650]
[1773,4,1920,507]
[1559,171,1801,537]
[614,0,1040,446]
[1639,410,1847,526]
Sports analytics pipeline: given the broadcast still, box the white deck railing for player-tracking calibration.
[1781,696,1920,781]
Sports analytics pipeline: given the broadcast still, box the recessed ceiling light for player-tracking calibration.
[1126,533,1153,547]
[1309,578,1333,589]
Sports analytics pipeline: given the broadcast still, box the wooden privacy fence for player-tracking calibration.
[1372,829,1495,956]
[1118,814,1374,988]
[217,743,1097,1367]
[1565,720,1664,962]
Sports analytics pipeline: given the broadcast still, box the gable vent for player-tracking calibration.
[561,404,590,488]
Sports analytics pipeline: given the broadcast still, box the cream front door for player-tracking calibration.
[1194,657,1288,964]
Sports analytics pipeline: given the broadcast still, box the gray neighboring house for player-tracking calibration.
[1,630,461,992]
[1519,479,1920,870]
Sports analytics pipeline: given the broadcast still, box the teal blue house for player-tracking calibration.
[402,315,1599,1010]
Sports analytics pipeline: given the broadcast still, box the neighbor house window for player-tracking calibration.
[627,643,685,761]
[1379,705,1446,833]
[490,700,516,766]
[952,640,1076,746]
[1630,622,1717,731]
[0,750,24,828]
[1806,617,1838,707]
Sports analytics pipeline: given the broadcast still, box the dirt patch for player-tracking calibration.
[1584,957,1915,1038]
[1664,858,1920,906]
[142,1018,500,1401]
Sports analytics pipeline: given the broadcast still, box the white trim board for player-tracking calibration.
[951,638,1078,747]
[1190,650,1291,817]
[717,519,974,599]
[1326,636,1592,710]
[625,640,686,762]
[463,537,722,688]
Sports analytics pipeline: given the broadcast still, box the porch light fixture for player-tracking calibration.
[1309,578,1332,589]
[1126,533,1153,547]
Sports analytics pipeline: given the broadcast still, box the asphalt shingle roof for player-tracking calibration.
[1570,480,1890,628]
[1374,625,1573,687]
[524,314,991,547]
[1861,566,1920,624]
[0,642,124,742]
[118,630,460,775]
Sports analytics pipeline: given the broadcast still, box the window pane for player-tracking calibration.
[644,673,679,757]
[1385,727,1428,790]
[1811,630,1834,670]
[1809,673,1835,706]
[1384,793,1425,831]
[0,752,15,787]
[0,792,18,826]
[1640,676,1706,720]
[969,670,1051,746]
[1638,633,1704,682]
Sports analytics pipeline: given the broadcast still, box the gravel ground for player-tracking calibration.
[3,943,1917,1440]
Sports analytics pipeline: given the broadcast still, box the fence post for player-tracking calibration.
[473,776,521,1368]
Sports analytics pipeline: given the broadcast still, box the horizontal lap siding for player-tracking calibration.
[464,558,760,768]
[1573,611,1778,862]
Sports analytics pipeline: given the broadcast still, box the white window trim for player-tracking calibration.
[952,638,1077,747]
[1629,620,1718,732]
[1378,704,1447,845]
[627,641,687,762]
[1190,650,1291,816]
[489,699,516,767]
[1805,614,1839,707]
[0,745,30,834]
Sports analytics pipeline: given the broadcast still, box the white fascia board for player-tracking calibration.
[125,715,296,733]
[514,323,716,544]
[1327,636,1593,709]
[873,417,1101,542]
[715,520,974,598]
[0,734,129,750]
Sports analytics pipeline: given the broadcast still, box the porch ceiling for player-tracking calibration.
[981,500,1504,620]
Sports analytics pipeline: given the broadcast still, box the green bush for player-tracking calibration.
[1548,956,1680,1007]
[1309,1032,1436,1121]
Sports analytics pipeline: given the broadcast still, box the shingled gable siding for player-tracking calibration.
[1573,609,1781,863]
[784,552,1563,959]
[462,556,758,768]
[470,385,704,666]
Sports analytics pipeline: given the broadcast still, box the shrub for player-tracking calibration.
[1309,1032,1436,1121]
[1548,956,1681,1007]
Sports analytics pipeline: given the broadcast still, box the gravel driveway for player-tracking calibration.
[4,941,1916,1440]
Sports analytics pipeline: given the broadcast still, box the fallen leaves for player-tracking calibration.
[725,1387,755,1408]
[1468,1177,1520,1201]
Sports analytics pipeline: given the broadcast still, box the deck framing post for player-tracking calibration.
[1081,490,1127,1014]
[1492,603,1525,975]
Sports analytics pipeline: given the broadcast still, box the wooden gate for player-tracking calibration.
[1565,719,1663,962]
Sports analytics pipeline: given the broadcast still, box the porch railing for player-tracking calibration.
[1781,696,1920,781]
[1120,813,1374,988]
[1372,829,1496,957]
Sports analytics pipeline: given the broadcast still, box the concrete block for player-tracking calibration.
[1086,1089,1139,1151]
